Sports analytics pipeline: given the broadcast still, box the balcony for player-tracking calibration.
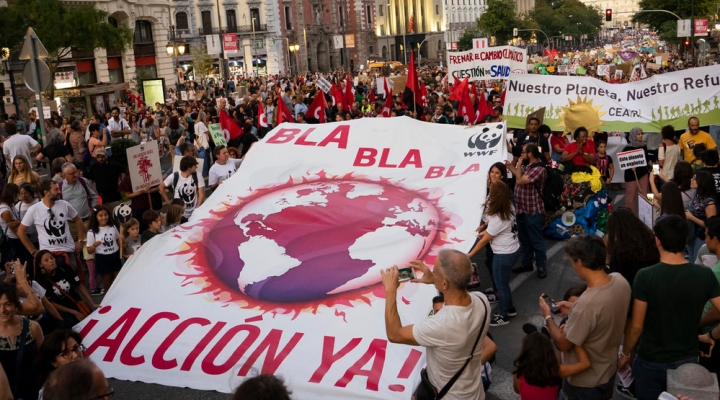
[198,25,268,35]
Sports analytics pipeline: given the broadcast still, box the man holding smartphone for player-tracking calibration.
[381,249,490,400]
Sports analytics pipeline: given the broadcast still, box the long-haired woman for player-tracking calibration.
[658,182,687,219]
[468,180,519,326]
[8,155,40,187]
[476,162,509,302]
[686,170,717,261]
[606,207,660,287]
[657,161,695,207]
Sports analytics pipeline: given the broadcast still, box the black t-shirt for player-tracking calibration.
[88,162,125,203]
[42,263,82,311]
[701,166,720,193]
[513,131,549,157]
[41,143,71,163]
[622,146,650,182]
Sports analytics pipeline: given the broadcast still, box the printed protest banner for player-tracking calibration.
[77,117,507,399]
[208,123,227,147]
[597,64,611,77]
[126,141,163,192]
[504,64,720,132]
[316,76,332,93]
[616,148,647,170]
[447,45,527,84]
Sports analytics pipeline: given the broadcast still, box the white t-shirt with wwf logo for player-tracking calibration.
[163,171,205,218]
[87,225,120,255]
[21,200,78,253]
[209,159,242,186]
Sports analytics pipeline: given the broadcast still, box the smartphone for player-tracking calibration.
[647,193,655,202]
[541,294,561,314]
[398,267,416,282]
[653,164,660,175]
[9,265,14,275]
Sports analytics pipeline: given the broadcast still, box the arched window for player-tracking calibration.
[134,20,153,44]
[176,12,189,30]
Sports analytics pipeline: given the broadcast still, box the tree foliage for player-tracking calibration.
[191,44,214,83]
[0,0,133,95]
[477,0,521,45]
[633,0,715,43]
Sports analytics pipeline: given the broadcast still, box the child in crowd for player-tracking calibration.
[86,205,121,292]
[121,218,142,260]
[141,210,162,244]
[691,143,707,171]
[513,332,590,400]
[165,205,183,232]
[596,141,614,185]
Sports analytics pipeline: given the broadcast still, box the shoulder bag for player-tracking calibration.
[13,317,29,399]
[414,297,489,400]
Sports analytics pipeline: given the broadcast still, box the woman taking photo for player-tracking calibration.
[8,156,40,188]
[655,182,687,219]
[468,180,519,327]
[622,127,650,215]
[0,283,43,400]
[36,250,98,327]
[686,170,717,262]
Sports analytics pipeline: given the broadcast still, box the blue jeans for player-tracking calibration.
[561,378,613,400]
[687,236,704,263]
[517,213,547,269]
[485,246,496,292]
[493,252,519,317]
[633,355,697,400]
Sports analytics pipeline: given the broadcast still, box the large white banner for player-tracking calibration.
[504,64,720,132]
[447,45,528,84]
[77,117,507,399]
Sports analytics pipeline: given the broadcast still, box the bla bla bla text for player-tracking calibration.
[266,126,485,179]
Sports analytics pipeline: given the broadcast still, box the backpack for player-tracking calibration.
[171,171,199,197]
[532,163,564,213]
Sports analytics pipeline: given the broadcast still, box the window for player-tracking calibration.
[226,9,237,31]
[285,6,292,30]
[201,11,212,34]
[176,12,188,30]
[250,8,261,26]
[367,5,372,24]
[436,5,439,14]
[339,6,344,26]
[133,20,153,43]
[369,45,374,54]
[379,5,384,16]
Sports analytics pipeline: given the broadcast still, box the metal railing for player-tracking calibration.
[198,25,268,35]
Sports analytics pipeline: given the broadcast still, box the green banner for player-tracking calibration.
[208,123,226,146]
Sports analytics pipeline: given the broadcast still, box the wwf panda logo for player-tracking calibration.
[44,212,66,237]
[113,203,132,224]
[468,124,503,150]
[102,232,114,248]
[178,182,196,207]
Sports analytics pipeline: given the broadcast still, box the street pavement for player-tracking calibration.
[75,167,628,400]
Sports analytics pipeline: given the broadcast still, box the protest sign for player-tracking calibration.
[316,76,332,93]
[616,148,647,170]
[504,64,720,132]
[78,117,507,399]
[597,65,611,77]
[447,45,527,84]
[389,76,407,93]
[208,123,227,147]
[126,141,163,192]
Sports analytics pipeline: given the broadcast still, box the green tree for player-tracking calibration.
[633,0,715,43]
[458,28,484,51]
[0,0,133,96]
[477,0,522,45]
[191,44,214,84]
[529,0,602,46]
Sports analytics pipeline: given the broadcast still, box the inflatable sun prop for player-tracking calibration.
[558,96,606,135]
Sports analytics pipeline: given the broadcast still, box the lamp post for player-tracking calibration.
[251,17,258,76]
[0,48,18,115]
[289,44,299,75]
[166,25,186,93]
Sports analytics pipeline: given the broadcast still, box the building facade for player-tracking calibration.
[579,0,640,29]
[515,0,534,15]
[444,0,486,51]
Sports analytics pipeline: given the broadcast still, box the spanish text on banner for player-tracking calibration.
[503,64,720,132]
[76,117,507,399]
[447,45,527,84]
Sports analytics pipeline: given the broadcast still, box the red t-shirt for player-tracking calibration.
[519,375,559,400]
[550,135,569,153]
[564,139,596,166]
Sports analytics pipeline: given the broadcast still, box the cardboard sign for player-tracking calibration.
[526,107,546,126]
[614,70,623,79]
[616,148,647,170]
[208,123,227,147]
[126,141,163,192]
[180,91,188,101]
[316,76,332,93]
[389,76,407,93]
[597,65,611,77]
[646,63,661,71]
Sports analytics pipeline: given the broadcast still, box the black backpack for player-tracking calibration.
[532,164,564,212]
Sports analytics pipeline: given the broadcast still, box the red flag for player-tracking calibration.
[344,75,354,109]
[420,82,427,106]
[306,92,328,123]
[219,109,243,141]
[458,86,475,125]
[331,83,345,111]
[383,78,391,100]
[474,93,492,124]
[551,48,559,61]
[402,52,419,109]
[381,89,393,117]
[257,102,268,129]
[500,88,506,106]
[449,76,469,102]
[544,48,552,57]
[369,89,375,104]
[276,96,294,124]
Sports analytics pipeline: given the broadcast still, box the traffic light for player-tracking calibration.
[605,9,612,21]
[513,28,518,36]
[684,38,690,47]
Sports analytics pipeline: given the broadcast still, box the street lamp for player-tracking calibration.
[167,25,186,93]
[289,44,299,75]
[1,48,18,115]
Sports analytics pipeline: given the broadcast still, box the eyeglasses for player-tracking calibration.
[58,343,85,359]
[94,388,114,399]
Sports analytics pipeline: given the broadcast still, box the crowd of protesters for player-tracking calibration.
[0,38,716,399]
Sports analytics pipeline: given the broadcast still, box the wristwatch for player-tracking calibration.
[543,314,553,326]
